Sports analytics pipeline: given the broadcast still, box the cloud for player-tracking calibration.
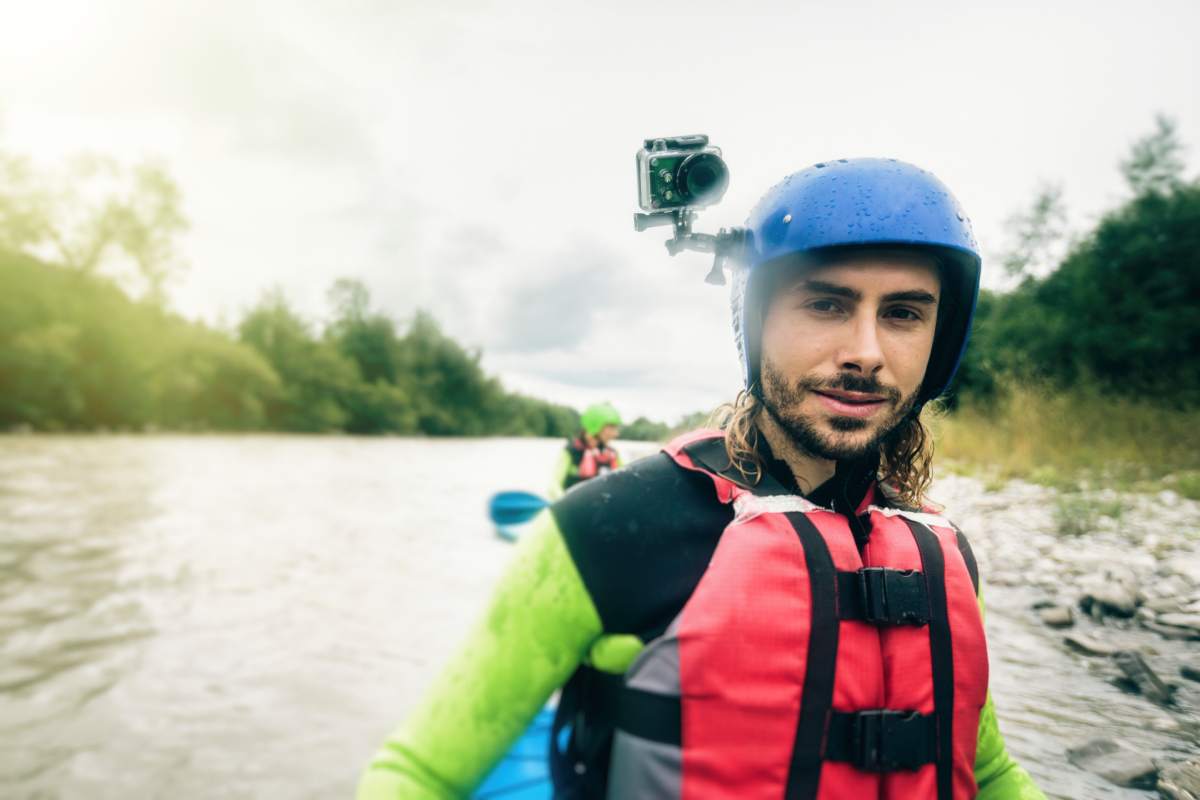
[499,251,618,352]
[0,2,378,169]
[488,238,665,353]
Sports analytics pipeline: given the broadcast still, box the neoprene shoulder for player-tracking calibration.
[552,452,733,641]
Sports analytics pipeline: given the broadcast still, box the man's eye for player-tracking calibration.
[886,307,922,321]
[807,299,841,313]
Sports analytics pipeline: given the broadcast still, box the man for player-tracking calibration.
[548,403,623,501]
[359,159,1045,798]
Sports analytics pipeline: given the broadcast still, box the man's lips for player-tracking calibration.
[812,389,889,418]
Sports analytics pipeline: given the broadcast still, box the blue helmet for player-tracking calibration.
[731,157,982,406]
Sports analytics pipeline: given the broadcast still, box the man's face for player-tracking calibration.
[597,424,619,445]
[758,252,940,461]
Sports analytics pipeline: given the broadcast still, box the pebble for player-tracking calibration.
[1146,596,1189,613]
[1112,651,1175,706]
[1065,738,1158,789]
[1162,556,1200,586]
[1080,583,1140,618]
[1143,620,1200,641]
[1158,613,1200,632]
[1158,758,1200,800]
[1064,633,1122,657]
[1038,605,1075,628]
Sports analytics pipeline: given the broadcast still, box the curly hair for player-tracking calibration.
[710,389,936,508]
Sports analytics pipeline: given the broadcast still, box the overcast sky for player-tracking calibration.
[1,0,1197,421]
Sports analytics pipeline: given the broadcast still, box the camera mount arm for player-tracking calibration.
[633,209,747,286]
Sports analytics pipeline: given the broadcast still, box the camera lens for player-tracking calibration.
[676,152,729,205]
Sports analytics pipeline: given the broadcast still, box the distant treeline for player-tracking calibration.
[0,253,581,436]
[950,116,1199,410]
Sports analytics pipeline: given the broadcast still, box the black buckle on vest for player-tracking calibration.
[858,567,930,626]
[836,709,933,772]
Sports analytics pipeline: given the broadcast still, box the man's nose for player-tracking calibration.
[837,312,885,377]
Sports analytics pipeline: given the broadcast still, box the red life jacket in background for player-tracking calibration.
[566,437,620,486]
[601,430,989,799]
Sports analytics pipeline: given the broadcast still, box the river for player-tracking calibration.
[1,436,1197,799]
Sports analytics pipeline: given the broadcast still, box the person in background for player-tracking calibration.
[548,402,622,500]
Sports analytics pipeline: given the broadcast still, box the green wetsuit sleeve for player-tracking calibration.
[357,512,603,800]
[547,449,573,501]
[975,692,1044,798]
[973,592,1046,799]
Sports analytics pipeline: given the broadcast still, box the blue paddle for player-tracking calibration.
[488,491,550,527]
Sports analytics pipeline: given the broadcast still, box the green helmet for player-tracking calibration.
[580,402,622,436]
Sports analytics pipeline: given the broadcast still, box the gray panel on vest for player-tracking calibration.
[624,615,682,695]
[606,730,683,800]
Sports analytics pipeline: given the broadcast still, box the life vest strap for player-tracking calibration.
[824,709,937,772]
[836,568,930,626]
[613,685,682,747]
[610,691,939,776]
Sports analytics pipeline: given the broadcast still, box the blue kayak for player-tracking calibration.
[472,706,554,798]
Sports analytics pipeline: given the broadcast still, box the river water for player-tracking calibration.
[0,436,1197,799]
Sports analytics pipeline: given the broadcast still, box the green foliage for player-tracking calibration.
[1174,472,1200,501]
[238,292,359,432]
[937,379,1200,487]
[1000,183,1068,280]
[951,116,1200,410]
[621,416,671,441]
[955,181,1200,406]
[1051,493,1125,538]
[0,254,588,436]
[0,152,187,300]
[152,325,282,430]
[1120,114,1186,197]
[0,250,278,430]
[671,410,716,436]
[1052,495,1095,537]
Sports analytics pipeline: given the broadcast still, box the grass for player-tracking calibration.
[932,381,1200,499]
[1050,493,1127,537]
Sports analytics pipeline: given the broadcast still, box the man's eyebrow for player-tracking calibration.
[882,290,938,304]
[794,280,861,300]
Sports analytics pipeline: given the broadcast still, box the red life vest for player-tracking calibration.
[603,430,989,799]
[568,437,620,484]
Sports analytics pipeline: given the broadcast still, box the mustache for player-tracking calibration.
[795,373,902,403]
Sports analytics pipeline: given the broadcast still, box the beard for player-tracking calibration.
[759,356,918,462]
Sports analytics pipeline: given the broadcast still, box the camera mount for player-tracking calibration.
[633,208,746,286]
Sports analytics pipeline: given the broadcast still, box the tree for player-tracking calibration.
[1120,114,1187,198]
[328,277,371,327]
[326,278,401,385]
[0,150,188,301]
[238,291,360,431]
[1000,183,1068,280]
[622,416,670,441]
[0,153,54,253]
[959,182,1200,407]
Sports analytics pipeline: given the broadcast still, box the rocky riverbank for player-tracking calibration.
[936,474,1200,799]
